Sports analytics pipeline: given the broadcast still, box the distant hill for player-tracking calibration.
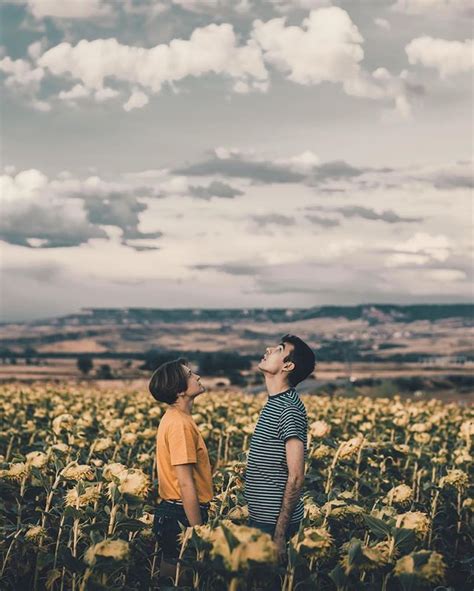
[40,303,473,326]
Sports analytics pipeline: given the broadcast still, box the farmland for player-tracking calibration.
[0,382,472,590]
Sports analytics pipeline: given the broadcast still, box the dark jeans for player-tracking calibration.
[248,518,301,541]
[153,501,209,564]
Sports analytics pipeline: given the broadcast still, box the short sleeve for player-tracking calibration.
[278,405,306,443]
[167,419,198,465]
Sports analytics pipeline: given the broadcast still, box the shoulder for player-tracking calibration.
[161,410,195,433]
[281,390,306,412]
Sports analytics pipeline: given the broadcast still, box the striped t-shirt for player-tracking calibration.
[244,388,307,525]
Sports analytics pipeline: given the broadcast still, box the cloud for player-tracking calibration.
[251,7,416,116]
[410,160,474,190]
[123,89,149,111]
[193,262,264,275]
[374,17,391,31]
[175,148,365,185]
[335,205,422,223]
[0,169,106,248]
[58,83,90,100]
[37,24,268,98]
[94,87,119,102]
[406,36,474,78]
[306,214,339,227]
[0,169,162,249]
[251,214,296,226]
[385,232,452,267]
[175,149,306,183]
[82,192,162,244]
[25,0,111,19]
[189,180,244,199]
[0,56,44,88]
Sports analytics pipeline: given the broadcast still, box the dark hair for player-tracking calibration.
[149,357,189,404]
[281,334,316,387]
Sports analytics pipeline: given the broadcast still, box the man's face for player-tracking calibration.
[258,341,294,376]
[182,365,205,397]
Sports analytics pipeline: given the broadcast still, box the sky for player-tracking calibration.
[0,0,473,322]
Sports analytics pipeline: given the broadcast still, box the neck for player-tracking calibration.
[264,373,291,396]
[172,396,193,415]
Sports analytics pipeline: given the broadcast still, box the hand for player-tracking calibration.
[273,534,287,564]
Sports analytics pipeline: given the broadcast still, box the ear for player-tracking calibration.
[283,361,295,374]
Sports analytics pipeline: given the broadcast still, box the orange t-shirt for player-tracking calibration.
[156,407,213,504]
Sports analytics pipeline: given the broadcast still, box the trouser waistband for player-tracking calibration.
[161,499,210,509]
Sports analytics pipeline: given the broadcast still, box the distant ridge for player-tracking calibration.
[40,303,474,326]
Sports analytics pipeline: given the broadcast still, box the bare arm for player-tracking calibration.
[174,464,202,526]
[273,437,305,542]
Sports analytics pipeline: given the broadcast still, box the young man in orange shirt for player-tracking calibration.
[149,358,213,584]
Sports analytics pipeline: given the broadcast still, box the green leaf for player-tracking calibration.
[363,515,392,539]
[392,527,416,552]
[329,563,349,590]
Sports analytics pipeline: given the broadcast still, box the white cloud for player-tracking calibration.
[386,232,452,267]
[37,24,269,98]
[406,36,474,78]
[27,40,44,60]
[252,8,364,87]
[0,56,44,87]
[123,89,149,111]
[276,150,320,172]
[374,17,391,30]
[392,0,473,16]
[0,168,48,206]
[252,7,415,117]
[31,99,51,112]
[26,0,111,19]
[58,83,90,101]
[94,87,119,102]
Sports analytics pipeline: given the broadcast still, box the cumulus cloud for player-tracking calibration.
[123,89,149,111]
[0,169,106,248]
[82,192,162,244]
[0,56,44,88]
[406,36,474,78]
[37,24,268,98]
[374,17,391,30]
[251,7,415,116]
[58,83,90,101]
[0,169,162,249]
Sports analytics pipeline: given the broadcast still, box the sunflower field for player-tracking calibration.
[0,383,472,590]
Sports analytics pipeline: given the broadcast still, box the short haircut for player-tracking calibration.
[149,357,189,404]
[281,334,316,387]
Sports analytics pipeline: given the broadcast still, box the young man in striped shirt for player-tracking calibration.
[245,334,315,562]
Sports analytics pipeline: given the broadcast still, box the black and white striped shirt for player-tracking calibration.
[244,388,307,525]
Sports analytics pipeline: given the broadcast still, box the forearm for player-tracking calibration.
[179,480,202,526]
[274,475,304,539]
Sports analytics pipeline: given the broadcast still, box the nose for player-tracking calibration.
[266,347,271,354]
